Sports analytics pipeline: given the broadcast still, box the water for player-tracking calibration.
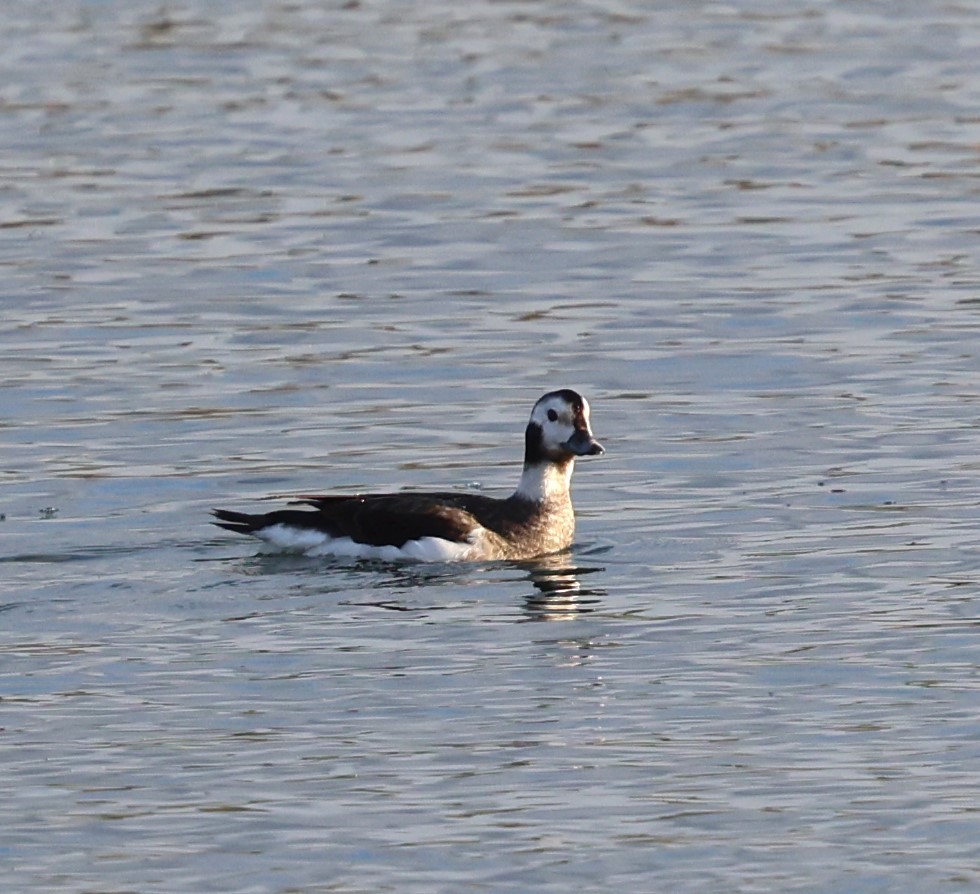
[3,1,980,891]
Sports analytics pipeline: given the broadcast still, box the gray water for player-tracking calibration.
[3,1,980,891]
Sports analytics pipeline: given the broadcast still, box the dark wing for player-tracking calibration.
[215,493,491,548]
[300,493,493,547]
[298,491,534,542]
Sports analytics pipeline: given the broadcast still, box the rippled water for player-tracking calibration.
[3,1,980,891]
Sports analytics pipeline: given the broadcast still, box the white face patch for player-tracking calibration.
[529,393,593,457]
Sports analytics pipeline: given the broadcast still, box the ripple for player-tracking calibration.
[3,1,980,892]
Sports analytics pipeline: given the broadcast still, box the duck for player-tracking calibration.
[211,389,604,562]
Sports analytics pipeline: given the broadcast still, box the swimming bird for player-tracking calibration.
[212,389,604,562]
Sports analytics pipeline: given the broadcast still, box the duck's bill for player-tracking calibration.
[563,430,605,456]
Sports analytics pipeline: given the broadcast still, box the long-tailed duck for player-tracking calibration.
[212,389,603,562]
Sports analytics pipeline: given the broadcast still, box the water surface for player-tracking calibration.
[3,1,980,892]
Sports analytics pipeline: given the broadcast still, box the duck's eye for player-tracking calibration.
[547,409,558,422]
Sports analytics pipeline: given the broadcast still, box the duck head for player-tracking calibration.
[525,389,604,464]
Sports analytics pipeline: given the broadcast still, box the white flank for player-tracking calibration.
[256,524,331,552]
[256,524,480,563]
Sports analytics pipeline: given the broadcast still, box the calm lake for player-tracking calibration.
[3,1,980,891]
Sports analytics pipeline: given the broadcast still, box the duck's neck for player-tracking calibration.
[514,459,574,504]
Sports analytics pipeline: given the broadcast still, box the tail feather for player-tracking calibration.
[211,508,266,535]
[212,507,333,537]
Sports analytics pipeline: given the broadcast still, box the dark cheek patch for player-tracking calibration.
[524,421,547,465]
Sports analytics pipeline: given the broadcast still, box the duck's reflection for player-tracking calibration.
[232,546,606,620]
[520,552,606,621]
